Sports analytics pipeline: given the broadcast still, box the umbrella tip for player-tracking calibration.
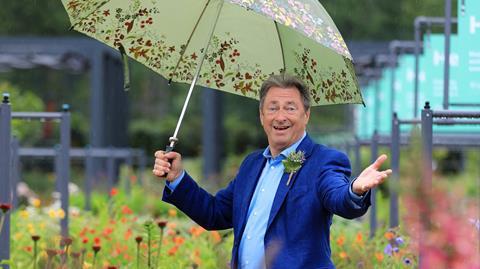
[168,78,172,85]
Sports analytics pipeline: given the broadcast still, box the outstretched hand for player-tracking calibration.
[352,154,392,195]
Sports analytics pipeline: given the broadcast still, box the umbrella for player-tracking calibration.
[61,0,363,150]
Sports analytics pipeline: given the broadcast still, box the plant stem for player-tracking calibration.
[136,243,140,269]
[33,241,38,269]
[154,228,165,268]
[147,230,151,268]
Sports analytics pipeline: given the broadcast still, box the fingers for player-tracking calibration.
[152,150,182,179]
[371,154,388,170]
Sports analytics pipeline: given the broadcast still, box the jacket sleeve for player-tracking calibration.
[316,150,371,219]
[162,171,235,231]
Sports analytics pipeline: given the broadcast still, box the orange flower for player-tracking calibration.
[94,237,101,245]
[124,228,132,241]
[375,252,384,262]
[121,205,133,215]
[336,235,345,246]
[23,246,32,252]
[210,231,222,244]
[384,231,395,240]
[168,208,177,217]
[339,251,348,259]
[174,236,185,245]
[82,237,89,244]
[189,226,205,238]
[110,188,118,196]
[355,232,363,245]
[168,245,179,256]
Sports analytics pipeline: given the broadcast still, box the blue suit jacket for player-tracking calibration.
[162,135,371,269]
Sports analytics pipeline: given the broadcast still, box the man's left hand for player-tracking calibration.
[352,154,392,195]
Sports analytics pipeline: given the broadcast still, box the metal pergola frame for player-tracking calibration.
[0,95,71,265]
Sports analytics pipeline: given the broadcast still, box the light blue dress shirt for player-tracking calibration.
[237,132,306,269]
[166,132,364,269]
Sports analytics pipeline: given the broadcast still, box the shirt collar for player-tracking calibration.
[262,131,307,160]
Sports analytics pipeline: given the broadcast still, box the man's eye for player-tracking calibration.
[268,107,279,112]
[286,106,297,111]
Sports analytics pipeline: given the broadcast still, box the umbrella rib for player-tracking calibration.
[169,0,212,84]
[170,0,224,147]
[274,21,286,73]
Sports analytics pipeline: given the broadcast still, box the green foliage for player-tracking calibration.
[0,82,45,145]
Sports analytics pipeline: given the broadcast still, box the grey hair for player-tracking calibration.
[259,74,311,111]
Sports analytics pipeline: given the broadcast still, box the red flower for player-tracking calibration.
[110,188,118,197]
[82,237,89,244]
[156,220,168,229]
[0,203,12,213]
[121,205,133,215]
[92,245,101,253]
[31,235,41,242]
[94,237,101,245]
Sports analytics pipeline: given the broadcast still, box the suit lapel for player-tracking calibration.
[266,135,316,230]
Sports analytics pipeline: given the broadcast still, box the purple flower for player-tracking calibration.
[395,237,404,245]
[384,244,393,256]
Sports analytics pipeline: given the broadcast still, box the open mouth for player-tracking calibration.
[273,125,290,131]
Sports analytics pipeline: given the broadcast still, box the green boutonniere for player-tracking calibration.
[282,150,305,186]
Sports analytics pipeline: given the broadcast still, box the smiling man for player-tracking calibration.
[153,74,392,269]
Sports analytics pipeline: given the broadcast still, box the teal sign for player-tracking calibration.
[457,0,480,104]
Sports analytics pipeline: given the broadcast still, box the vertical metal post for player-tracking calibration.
[107,147,115,192]
[0,94,11,269]
[354,137,361,176]
[55,145,62,193]
[10,138,19,208]
[390,113,400,228]
[59,104,71,237]
[138,150,146,186]
[390,52,397,116]
[202,87,223,184]
[420,102,433,269]
[421,102,433,189]
[369,130,379,238]
[125,150,133,196]
[414,18,422,118]
[85,145,93,211]
[374,80,380,130]
[443,0,451,110]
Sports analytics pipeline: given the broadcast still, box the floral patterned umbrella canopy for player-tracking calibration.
[62,0,362,105]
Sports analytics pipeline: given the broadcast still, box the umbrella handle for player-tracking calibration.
[164,137,179,176]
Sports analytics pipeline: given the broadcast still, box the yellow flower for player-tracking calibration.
[168,208,177,217]
[57,209,65,219]
[48,209,56,218]
[19,210,29,219]
[13,232,23,240]
[39,222,46,230]
[339,251,348,259]
[28,227,36,234]
[31,198,41,208]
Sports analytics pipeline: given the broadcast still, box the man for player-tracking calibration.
[153,74,392,269]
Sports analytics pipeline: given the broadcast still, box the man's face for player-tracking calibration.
[260,86,310,156]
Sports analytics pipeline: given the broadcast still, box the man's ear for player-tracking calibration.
[305,109,310,123]
[259,109,264,126]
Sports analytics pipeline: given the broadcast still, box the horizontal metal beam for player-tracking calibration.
[18,147,145,159]
[432,110,480,118]
[357,134,480,147]
[11,112,63,120]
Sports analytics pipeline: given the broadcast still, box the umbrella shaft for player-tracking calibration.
[170,0,224,148]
